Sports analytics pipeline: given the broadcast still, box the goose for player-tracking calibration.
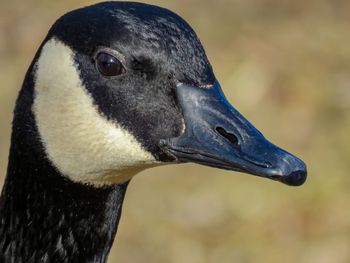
[0,2,307,262]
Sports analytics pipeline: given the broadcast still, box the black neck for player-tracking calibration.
[0,149,128,263]
[0,63,128,263]
[0,149,129,263]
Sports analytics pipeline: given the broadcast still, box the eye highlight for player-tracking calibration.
[96,52,126,76]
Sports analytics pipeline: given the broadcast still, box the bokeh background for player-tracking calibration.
[1,0,350,262]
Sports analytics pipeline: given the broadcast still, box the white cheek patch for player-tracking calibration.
[33,38,158,185]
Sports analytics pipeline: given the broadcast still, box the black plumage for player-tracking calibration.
[0,2,211,262]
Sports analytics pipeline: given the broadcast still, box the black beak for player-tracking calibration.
[159,81,307,186]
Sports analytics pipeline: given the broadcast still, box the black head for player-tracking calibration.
[26,2,305,185]
[47,2,214,160]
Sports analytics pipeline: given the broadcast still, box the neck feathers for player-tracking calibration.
[0,151,129,262]
[0,64,129,262]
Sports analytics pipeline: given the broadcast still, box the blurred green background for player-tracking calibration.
[1,0,350,262]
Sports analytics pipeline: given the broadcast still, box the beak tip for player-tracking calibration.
[279,169,307,186]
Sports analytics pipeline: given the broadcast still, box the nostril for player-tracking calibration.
[215,126,238,145]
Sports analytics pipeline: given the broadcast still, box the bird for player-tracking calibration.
[0,2,307,262]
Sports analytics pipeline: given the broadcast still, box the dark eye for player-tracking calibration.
[96,52,126,76]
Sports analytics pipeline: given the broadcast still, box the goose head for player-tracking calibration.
[1,2,308,262]
[30,2,306,186]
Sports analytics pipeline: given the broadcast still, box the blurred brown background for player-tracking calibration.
[1,0,350,262]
